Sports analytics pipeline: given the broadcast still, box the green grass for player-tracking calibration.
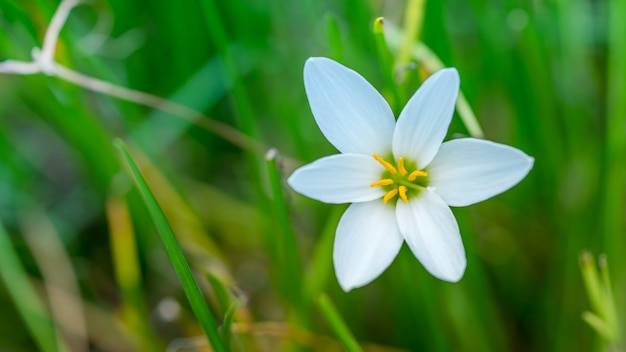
[0,0,623,351]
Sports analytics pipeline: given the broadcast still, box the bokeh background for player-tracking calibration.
[0,0,624,351]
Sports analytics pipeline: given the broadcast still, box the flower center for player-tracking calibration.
[370,153,429,203]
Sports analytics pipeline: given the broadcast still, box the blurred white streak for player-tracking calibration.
[0,60,40,74]
[40,0,82,74]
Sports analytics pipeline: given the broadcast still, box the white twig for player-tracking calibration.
[0,60,40,74]
[38,0,82,74]
[0,0,267,156]
[52,62,264,153]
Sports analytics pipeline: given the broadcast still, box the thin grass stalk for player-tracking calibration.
[266,149,305,321]
[114,139,228,352]
[317,293,363,352]
[325,13,344,62]
[604,0,626,273]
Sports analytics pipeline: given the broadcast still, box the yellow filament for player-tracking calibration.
[383,189,398,203]
[408,170,428,181]
[398,186,408,203]
[372,153,397,174]
[370,179,394,187]
[397,157,407,176]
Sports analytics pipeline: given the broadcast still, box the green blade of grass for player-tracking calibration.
[265,149,304,318]
[0,221,58,352]
[325,12,344,62]
[604,0,626,273]
[579,252,604,320]
[304,205,344,301]
[598,255,621,342]
[113,138,228,352]
[317,293,362,352]
[221,298,243,345]
[582,311,613,342]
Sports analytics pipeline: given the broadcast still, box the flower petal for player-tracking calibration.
[428,138,534,207]
[287,154,385,204]
[304,57,396,155]
[392,68,460,167]
[333,201,403,291]
[396,190,466,282]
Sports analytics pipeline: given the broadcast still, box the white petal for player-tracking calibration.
[396,191,466,282]
[304,57,395,155]
[333,201,403,291]
[287,154,385,204]
[428,138,534,207]
[392,68,460,167]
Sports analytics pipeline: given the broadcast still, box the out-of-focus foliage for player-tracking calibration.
[0,0,624,351]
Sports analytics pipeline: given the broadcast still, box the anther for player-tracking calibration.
[408,170,428,181]
[398,186,408,203]
[370,179,394,187]
[397,157,408,176]
[372,153,397,174]
[383,189,398,203]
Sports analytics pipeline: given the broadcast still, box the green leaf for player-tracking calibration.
[113,138,228,352]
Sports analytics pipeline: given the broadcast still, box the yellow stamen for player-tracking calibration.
[372,153,397,174]
[397,157,407,176]
[408,170,428,181]
[370,179,394,187]
[383,189,398,203]
[398,186,408,203]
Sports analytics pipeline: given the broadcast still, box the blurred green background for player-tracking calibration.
[0,0,624,351]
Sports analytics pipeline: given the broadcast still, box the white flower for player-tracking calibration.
[288,57,534,291]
